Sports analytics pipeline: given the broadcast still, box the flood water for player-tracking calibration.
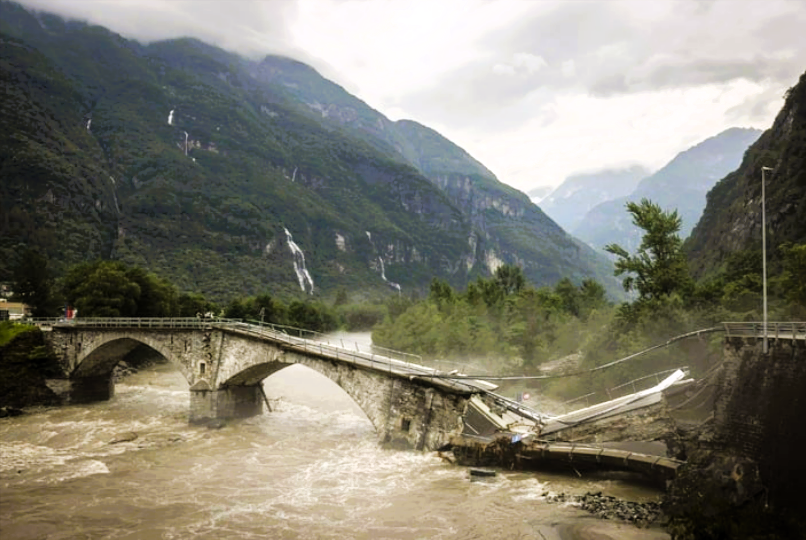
[1,351,670,539]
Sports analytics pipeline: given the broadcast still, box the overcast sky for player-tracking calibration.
[18,0,806,192]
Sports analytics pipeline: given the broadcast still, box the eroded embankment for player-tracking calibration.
[0,324,62,410]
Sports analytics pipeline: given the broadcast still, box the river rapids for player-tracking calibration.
[1,354,669,539]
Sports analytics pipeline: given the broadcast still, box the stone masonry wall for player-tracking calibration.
[714,337,806,510]
[215,328,469,450]
[42,326,471,450]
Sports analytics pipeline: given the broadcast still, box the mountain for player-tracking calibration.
[245,53,618,292]
[539,166,650,232]
[573,128,762,252]
[0,1,619,301]
[687,71,806,277]
[527,186,553,205]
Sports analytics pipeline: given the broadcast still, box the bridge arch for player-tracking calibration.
[219,358,392,434]
[42,322,472,450]
[72,333,191,382]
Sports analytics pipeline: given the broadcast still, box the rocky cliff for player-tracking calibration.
[687,71,806,277]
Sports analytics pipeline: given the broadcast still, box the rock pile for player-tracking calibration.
[543,491,661,526]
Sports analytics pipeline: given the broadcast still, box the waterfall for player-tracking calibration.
[168,109,174,125]
[109,176,120,214]
[283,227,314,294]
[378,257,401,292]
[366,231,401,292]
[86,119,91,131]
[291,167,297,183]
[183,131,188,156]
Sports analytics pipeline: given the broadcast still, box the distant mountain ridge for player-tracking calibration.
[687,71,806,277]
[540,166,650,232]
[573,128,762,253]
[527,186,553,204]
[0,1,620,300]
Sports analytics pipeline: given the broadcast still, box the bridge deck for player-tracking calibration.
[32,317,489,396]
[221,323,483,395]
[30,318,805,448]
[452,435,681,479]
[520,442,682,476]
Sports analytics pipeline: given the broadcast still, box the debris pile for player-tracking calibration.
[544,491,662,526]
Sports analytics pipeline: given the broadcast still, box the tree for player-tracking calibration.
[125,266,177,317]
[777,242,806,314]
[12,248,59,317]
[554,277,580,317]
[578,278,608,318]
[177,292,216,317]
[494,264,526,296]
[605,199,693,301]
[67,262,141,317]
[428,278,455,308]
[62,261,181,317]
[253,293,286,324]
[333,288,349,307]
[224,298,249,319]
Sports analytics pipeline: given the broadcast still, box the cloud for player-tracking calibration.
[18,0,301,58]
[493,53,548,76]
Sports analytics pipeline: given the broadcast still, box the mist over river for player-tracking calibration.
[1,336,669,539]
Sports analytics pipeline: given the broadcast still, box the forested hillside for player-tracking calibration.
[0,1,618,302]
[687,71,806,277]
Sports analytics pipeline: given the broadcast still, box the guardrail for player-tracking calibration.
[242,319,426,366]
[27,317,245,329]
[723,321,806,340]
[561,367,689,410]
[222,321,481,393]
[26,317,483,394]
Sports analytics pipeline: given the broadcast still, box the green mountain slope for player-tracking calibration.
[0,1,618,300]
[246,53,620,293]
[687,71,806,277]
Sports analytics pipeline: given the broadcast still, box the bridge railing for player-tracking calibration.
[723,321,806,340]
[560,367,689,411]
[225,320,463,383]
[25,316,440,378]
[26,317,246,329]
[242,319,427,366]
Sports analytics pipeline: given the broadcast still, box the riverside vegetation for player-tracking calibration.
[10,199,805,406]
[372,199,806,401]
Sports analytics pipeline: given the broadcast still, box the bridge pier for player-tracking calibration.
[70,375,115,403]
[43,375,115,404]
[189,384,264,424]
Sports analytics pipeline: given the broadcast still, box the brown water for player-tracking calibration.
[0,361,669,539]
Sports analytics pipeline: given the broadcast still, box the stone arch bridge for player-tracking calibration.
[37,318,495,451]
[24,317,806,490]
